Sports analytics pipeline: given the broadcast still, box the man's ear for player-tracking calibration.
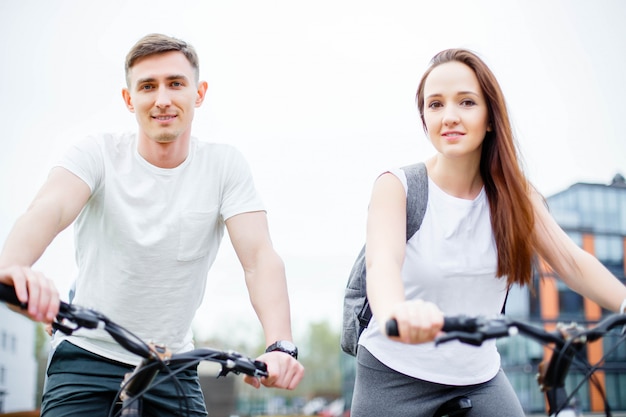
[195,81,208,107]
[122,88,134,112]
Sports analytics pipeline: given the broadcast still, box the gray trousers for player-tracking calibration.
[351,347,525,417]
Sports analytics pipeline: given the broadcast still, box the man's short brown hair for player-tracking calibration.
[124,33,200,86]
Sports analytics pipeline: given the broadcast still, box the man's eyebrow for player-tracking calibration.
[135,74,190,85]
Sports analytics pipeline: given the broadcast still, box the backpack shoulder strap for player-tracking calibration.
[401,162,429,239]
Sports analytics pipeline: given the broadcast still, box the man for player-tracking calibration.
[0,33,303,416]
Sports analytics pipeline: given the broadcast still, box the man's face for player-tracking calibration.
[122,51,206,144]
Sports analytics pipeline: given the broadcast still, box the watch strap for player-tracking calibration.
[265,340,298,359]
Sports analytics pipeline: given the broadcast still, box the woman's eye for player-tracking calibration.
[460,99,476,107]
[428,101,442,109]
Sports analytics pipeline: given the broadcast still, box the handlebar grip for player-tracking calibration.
[254,359,268,374]
[0,283,25,308]
[386,318,399,336]
[442,316,477,332]
[386,315,477,337]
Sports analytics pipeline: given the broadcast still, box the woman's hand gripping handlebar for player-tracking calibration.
[386,315,518,345]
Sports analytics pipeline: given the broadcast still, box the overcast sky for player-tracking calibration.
[1,0,625,344]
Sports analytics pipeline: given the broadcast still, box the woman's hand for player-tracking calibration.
[386,299,444,344]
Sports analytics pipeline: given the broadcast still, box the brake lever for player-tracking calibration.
[436,332,485,346]
[435,323,517,347]
[53,303,104,335]
[51,321,78,335]
[217,355,268,378]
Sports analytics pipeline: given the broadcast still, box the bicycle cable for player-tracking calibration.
[559,329,626,417]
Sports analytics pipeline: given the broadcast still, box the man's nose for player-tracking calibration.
[155,87,172,108]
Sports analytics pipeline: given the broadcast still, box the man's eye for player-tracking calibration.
[171,81,183,87]
[140,85,153,91]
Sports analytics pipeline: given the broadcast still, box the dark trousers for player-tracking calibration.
[41,341,208,417]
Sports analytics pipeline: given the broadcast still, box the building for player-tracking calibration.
[502,173,626,413]
[0,306,37,413]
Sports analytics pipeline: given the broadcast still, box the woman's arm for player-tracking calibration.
[531,188,626,312]
[366,173,443,343]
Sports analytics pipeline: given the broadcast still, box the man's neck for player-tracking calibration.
[137,134,191,168]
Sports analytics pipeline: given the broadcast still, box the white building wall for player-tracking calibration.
[0,304,37,413]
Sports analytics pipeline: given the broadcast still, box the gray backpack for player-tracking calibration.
[340,162,429,356]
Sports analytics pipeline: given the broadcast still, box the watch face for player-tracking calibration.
[267,340,298,359]
[277,340,297,351]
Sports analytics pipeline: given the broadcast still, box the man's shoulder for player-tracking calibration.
[193,138,238,152]
[193,138,247,161]
[74,132,134,150]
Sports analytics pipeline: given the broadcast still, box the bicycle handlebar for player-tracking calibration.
[386,315,496,343]
[0,282,268,379]
[385,313,626,347]
[0,282,24,307]
[386,315,485,337]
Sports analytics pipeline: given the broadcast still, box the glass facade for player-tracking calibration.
[503,175,626,413]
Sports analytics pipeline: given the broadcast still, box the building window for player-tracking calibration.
[557,280,583,319]
[595,235,625,280]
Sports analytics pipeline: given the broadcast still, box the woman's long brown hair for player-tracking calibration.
[416,49,535,287]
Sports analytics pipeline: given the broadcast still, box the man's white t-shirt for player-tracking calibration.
[359,168,509,385]
[52,132,265,365]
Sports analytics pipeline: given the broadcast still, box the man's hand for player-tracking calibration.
[0,265,59,323]
[243,351,304,390]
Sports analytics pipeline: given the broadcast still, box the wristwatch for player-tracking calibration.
[265,340,298,359]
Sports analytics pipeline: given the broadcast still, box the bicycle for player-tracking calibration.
[0,283,268,417]
[386,313,626,417]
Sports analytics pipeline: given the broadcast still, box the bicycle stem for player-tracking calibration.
[536,323,585,416]
[120,343,172,402]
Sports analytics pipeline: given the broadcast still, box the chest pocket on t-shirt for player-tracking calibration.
[177,209,220,262]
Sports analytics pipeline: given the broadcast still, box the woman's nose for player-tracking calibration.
[442,107,460,126]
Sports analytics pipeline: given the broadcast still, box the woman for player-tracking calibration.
[351,48,626,416]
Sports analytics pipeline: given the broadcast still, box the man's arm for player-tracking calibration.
[0,166,91,321]
[225,211,304,390]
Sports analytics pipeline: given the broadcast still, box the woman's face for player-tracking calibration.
[422,61,491,161]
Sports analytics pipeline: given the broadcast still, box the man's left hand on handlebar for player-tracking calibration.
[243,351,304,390]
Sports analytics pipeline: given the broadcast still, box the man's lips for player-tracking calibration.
[152,115,177,121]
